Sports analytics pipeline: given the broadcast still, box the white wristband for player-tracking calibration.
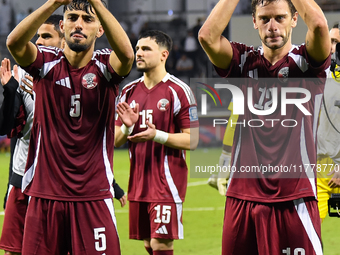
[153,130,169,144]
[120,124,134,136]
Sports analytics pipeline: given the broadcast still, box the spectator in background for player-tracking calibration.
[131,9,147,36]
[183,30,198,77]
[176,53,194,80]
[0,0,12,35]
[192,18,202,44]
[167,43,182,75]
[183,29,198,61]
[191,18,207,77]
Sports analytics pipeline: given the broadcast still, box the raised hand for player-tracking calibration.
[328,165,340,188]
[116,101,139,127]
[0,58,13,86]
[20,75,34,95]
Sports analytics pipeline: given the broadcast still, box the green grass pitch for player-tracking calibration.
[0,149,339,255]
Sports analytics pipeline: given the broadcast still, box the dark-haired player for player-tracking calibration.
[199,0,330,254]
[115,30,199,255]
[0,14,64,255]
[6,0,134,254]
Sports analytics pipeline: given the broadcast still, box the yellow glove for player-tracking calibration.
[217,150,231,196]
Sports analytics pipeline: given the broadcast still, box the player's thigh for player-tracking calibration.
[70,199,120,255]
[0,186,29,253]
[22,198,69,255]
[129,201,151,240]
[222,197,258,255]
[148,202,183,240]
[254,198,322,255]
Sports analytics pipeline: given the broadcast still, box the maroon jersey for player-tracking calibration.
[22,46,124,201]
[215,43,330,202]
[116,73,198,203]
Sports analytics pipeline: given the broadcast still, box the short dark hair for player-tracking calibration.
[333,22,340,29]
[138,30,173,52]
[63,0,107,15]
[251,0,296,18]
[44,14,64,38]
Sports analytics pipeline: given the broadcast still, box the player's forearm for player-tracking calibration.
[198,0,238,48]
[292,0,327,31]
[114,125,128,147]
[291,0,330,61]
[89,0,134,72]
[6,1,62,65]
[163,128,199,151]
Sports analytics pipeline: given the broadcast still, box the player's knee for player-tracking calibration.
[150,238,174,251]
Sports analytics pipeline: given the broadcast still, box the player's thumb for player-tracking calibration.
[146,120,155,129]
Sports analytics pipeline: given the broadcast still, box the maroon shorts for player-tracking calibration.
[22,197,120,255]
[0,185,29,253]
[222,197,322,255]
[129,201,183,240]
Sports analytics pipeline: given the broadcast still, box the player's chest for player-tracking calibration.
[127,87,173,127]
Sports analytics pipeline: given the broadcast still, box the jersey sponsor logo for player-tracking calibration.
[189,106,198,121]
[155,225,168,235]
[82,73,98,89]
[278,67,289,83]
[157,99,170,111]
[56,77,71,89]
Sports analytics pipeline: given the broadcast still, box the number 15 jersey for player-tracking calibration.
[22,45,125,201]
[117,74,199,203]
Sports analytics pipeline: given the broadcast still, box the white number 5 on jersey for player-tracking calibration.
[70,94,81,117]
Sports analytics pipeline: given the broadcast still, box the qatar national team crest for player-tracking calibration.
[157,99,170,111]
[278,67,289,83]
[82,73,98,89]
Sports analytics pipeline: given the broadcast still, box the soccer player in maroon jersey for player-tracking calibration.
[115,30,199,255]
[199,0,330,254]
[0,15,64,255]
[6,0,134,254]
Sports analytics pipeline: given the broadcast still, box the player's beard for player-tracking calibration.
[67,40,91,53]
[66,32,93,53]
[136,66,149,72]
[262,30,290,50]
[136,62,151,72]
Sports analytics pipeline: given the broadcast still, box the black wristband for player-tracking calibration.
[113,182,125,200]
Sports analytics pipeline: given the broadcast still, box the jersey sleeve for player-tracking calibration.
[301,45,331,78]
[94,49,126,86]
[173,83,199,129]
[214,42,253,78]
[22,45,60,79]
